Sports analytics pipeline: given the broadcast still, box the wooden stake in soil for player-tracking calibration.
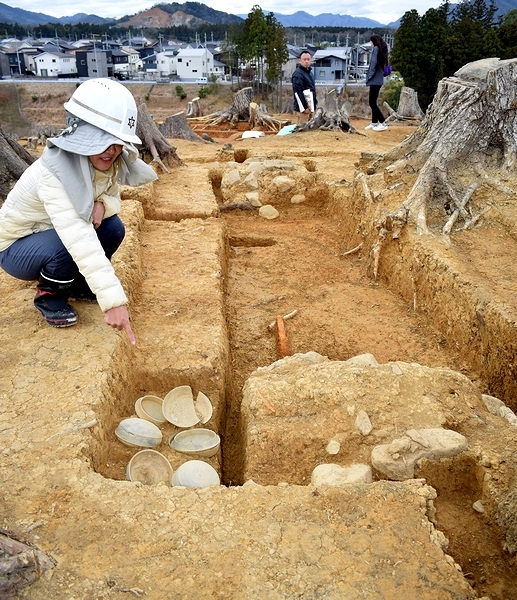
[276,315,291,359]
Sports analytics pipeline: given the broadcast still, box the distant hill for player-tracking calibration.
[258,10,384,28]
[0,2,113,25]
[117,2,243,28]
[152,2,243,25]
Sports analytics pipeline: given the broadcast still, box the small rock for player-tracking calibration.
[271,175,296,192]
[259,205,279,220]
[291,194,306,204]
[326,440,340,455]
[244,172,259,189]
[263,159,296,171]
[311,463,372,487]
[244,161,264,173]
[344,353,379,366]
[371,428,468,480]
[390,363,404,375]
[473,500,485,513]
[222,169,241,187]
[245,192,262,207]
[355,409,373,435]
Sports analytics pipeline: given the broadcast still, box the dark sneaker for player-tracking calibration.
[34,289,79,327]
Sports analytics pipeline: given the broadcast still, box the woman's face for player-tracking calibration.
[89,144,123,171]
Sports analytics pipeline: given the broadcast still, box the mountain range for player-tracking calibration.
[0,1,393,28]
[249,11,385,28]
[0,0,515,30]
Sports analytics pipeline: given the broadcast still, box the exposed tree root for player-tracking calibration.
[363,58,517,280]
[188,88,288,132]
[136,103,183,172]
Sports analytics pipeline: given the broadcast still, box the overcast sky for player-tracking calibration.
[9,0,444,27]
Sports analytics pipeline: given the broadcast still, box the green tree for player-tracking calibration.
[390,10,425,94]
[240,5,268,95]
[264,12,288,108]
[444,17,485,73]
[496,21,517,58]
[482,27,503,57]
[419,5,450,106]
[501,8,517,25]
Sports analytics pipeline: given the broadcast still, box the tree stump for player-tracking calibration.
[248,102,290,132]
[0,125,36,203]
[186,97,203,118]
[188,87,254,127]
[0,531,56,596]
[136,103,183,173]
[397,87,425,120]
[158,112,207,143]
[381,58,517,236]
[384,87,424,123]
[296,104,363,135]
[187,87,288,132]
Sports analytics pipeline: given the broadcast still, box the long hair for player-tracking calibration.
[370,34,388,70]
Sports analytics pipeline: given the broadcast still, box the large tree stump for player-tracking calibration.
[0,125,36,204]
[158,112,207,143]
[296,104,363,135]
[188,87,254,127]
[381,58,517,236]
[188,87,288,132]
[136,103,183,172]
[0,531,56,596]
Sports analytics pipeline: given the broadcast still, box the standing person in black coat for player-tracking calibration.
[365,34,389,132]
[292,50,318,124]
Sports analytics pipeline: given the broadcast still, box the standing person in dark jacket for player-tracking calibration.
[292,50,317,124]
[365,34,388,131]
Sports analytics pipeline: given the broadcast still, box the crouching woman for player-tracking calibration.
[0,78,157,344]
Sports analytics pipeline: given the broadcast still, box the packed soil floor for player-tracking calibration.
[1,82,517,599]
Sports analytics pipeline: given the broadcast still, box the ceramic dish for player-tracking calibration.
[172,460,220,488]
[126,449,173,486]
[115,417,162,448]
[135,395,166,426]
[169,428,220,458]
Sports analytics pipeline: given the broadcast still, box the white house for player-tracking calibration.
[35,51,77,77]
[120,46,142,73]
[175,47,214,81]
[155,50,177,77]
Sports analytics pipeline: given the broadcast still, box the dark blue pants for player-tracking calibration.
[368,85,385,124]
[0,215,125,281]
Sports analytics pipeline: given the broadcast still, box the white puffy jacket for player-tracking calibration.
[0,159,127,312]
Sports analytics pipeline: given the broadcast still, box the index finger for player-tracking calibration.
[125,322,136,345]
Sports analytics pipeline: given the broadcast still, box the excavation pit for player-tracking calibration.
[2,123,517,598]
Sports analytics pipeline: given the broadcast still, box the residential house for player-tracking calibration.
[282,44,309,81]
[312,47,352,84]
[120,46,142,73]
[75,48,112,78]
[0,50,10,77]
[111,49,132,78]
[155,50,177,78]
[35,51,77,78]
[175,47,214,81]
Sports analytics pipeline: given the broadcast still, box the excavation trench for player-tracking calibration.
[3,127,517,597]
[81,134,517,598]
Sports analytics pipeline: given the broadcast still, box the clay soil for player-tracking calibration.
[1,82,516,598]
